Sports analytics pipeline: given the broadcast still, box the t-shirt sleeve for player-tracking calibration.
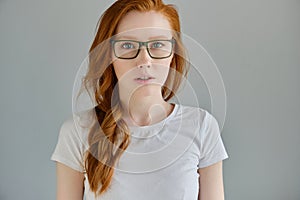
[51,117,86,173]
[198,111,228,168]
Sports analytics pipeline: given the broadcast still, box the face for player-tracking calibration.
[112,11,174,99]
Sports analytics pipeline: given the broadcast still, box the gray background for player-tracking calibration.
[0,0,299,199]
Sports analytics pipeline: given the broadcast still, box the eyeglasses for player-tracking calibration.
[110,38,175,59]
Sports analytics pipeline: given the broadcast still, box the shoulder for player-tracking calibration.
[57,112,91,153]
[177,104,213,127]
[60,116,76,134]
[58,113,90,149]
[60,107,97,137]
[56,115,77,141]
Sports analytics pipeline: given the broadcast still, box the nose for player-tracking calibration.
[136,47,151,68]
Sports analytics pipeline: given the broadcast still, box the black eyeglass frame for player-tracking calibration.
[110,38,175,59]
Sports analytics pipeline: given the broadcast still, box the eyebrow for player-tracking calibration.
[115,35,171,40]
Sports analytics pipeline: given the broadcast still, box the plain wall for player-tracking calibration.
[0,0,299,199]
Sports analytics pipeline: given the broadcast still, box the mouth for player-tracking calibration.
[134,76,155,84]
[135,76,154,80]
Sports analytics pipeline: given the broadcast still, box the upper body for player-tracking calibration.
[51,0,228,199]
[51,104,228,200]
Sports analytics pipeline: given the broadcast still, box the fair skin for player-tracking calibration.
[56,162,84,200]
[55,11,225,200]
[198,161,225,200]
[112,11,174,126]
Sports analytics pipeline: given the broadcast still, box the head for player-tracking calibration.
[86,0,187,107]
[82,0,188,196]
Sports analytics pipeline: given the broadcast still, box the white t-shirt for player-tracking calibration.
[51,104,228,200]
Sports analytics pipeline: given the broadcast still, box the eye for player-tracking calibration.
[121,42,135,49]
[150,41,164,48]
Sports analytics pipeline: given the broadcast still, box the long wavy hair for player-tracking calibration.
[81,0,189,197]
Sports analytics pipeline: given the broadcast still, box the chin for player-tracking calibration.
[134,84,161,96]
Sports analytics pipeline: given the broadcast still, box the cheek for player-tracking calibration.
[157,64,170,76]
[113,63,122,80]
[155,57,173,83]
[161,57,173,74]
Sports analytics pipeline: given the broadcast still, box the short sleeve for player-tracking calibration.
[51,117,87,173]
[198,111,228,168]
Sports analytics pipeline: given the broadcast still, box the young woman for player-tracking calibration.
[51,0,228,199]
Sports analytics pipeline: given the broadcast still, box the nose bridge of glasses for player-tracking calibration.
[139,41,148,49]
[136,41,150,57]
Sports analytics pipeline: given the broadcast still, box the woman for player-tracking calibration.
[51,0,228,199]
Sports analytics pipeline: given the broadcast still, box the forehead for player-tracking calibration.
[115,11,173,40]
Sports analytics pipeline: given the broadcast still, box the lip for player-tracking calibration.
[134,75,155,84]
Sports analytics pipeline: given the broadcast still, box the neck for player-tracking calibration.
[120,89,173,126]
